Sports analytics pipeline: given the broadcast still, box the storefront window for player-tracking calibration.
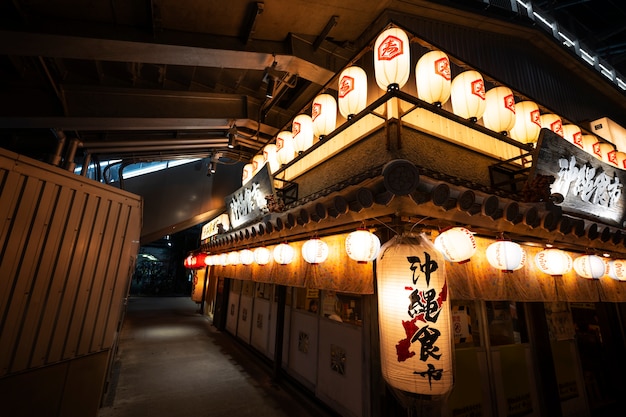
[486,301,528,346]
[294,287,320,314]
[322,291,362,325]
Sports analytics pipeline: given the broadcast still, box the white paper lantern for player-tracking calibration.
[592,141,618,166]
[262,144,280,173]
[218,253,229,266]
[614,152,626,170]
[483,86,516,133]
[241,163,254,185]
[276,130,296,165]
[345,229,380,263]
[376,235,453,395]
[338,66,368,119]
[509,101,541,144]
[252,154,265,175]
[434,227,477,263]
[292,114,314,154]
[562,124,582,146]
[534,249,572,276]
[239,249,254,265]
[254,247,271,265]
[273,243,295,265]
[204,254,214,266]
[374,27,411,91]
[302,238,329,264]
[486,240,526,272]
[415,50,451,106]
[312,94,337,139]
[573,254,607,279]
[608,259,626,280]
[450,70,486,121]
[540,114,563,137]
[227,251,241,266]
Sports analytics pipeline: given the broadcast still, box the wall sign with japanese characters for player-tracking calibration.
[224,163,274,229]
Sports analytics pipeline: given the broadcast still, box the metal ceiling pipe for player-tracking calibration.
[49,128,67,167]
[64,137,80,172]
[80,153,92,177]
[80,138,228,148]
[82,143,228,153]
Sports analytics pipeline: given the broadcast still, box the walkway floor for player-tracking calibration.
[98,296,336,417]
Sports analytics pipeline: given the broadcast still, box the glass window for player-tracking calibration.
[486,301,528,346]
[294,287,320,314]
[322,291,362,325]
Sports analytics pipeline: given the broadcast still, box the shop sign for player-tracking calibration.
[225,164,274,229]
[201,213,230,241]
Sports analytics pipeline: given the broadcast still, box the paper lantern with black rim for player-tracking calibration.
[482,86,516,134]
[509,101,541,144]
[608,259,626,280]
[292,114,314,154]
[540,114,564,137]
[239,249,254,266]
[374,27,411,91]
[433,227,477,263]
[573,254,607,279]
[262,144,280,173]
[376,235,453,395]
[345,228,380,263]
[276,131,296,166]
[415,50,451,106]
[254,247,272,265]
[273,243,295,265]
[535,249,572,276]
[242,163,254,185]
[450,70,486,121]
[338,66,368,119]
[302,238,329,264]
[486,240,526,272]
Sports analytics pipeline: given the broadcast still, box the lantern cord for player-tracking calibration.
[372,217,399,235]
[408,217,432,234]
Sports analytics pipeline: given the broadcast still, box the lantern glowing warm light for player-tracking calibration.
[535,249,572,276]
[573,255,607,279]
[254,247,272,265]
[338,66,368,119]
[376,235,453,395]
[302,238,329,264]
[614,152,626,170]
[374,27,411,91]
[486,240,526,272]
[509,101,541,144]
[218,253,229,267]
[292,114,314,154]
[562,124,582,146]
[242,163,254,185]
[239,249,254,266]
[262,144,280,173]
[450,70,486,121]
[579,135,599,154]
[273,243,295,265]
[608,259,626,280]
[592,141,618,166]
[227,251,241,266]
[345,229,380,263]
[312,93,337,139]
[540,114,563,137]
[252,154,265,175]
[482,86,516,133]
[276,130,296,166]
[434,227,477,263]
[415,50,451,106]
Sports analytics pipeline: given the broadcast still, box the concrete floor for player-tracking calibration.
[98,296,336,417]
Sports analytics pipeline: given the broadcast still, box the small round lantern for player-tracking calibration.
[434,227,477,263]
[292,114,314,154]
[415,50,451,106]
[573,254,607,279]
[540,114,563,137]
[486,240,526,272]
[509,101,541,144]
[184,255,192,268]
[276,130,296,166]
[482,86,516,134]
[239,249,254,266]
[204,255,214,266]
[254,247,272,265]
[345,228,380,263]
[252,154,265,175]
[608,259,626,280]
[218,252,229,267]
[534,248,572,276]
[562,124,582,146]
[312,93,337,139]
[242,163,254,185]
[262,143,280,173]
[227,251,240,266]
[374,27,411,92]
[338,66,368,119]
[273,243,295,265]
[450,70,486,121]
[302,238,329,264]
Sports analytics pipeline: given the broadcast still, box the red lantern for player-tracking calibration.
[450,70,486,121]
[338,66,368,119]
[482,86,516,134]
[509,101,541,144]
[374,27,411,91]
[415,50,451,106]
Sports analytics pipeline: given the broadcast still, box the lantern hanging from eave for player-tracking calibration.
[184,255,193,268]
[252,154,265,175]
[242,163,254,185]
[540,113,564,137]
[204,255,214,266]
[562,124,582,146]
[312,93,337,139]
[614,152,626,170]
[592,141,618,166]
[608,259,626,280]
[302,237,329,264]
[433,227,477,263]
[535,248,572,276]
[227,251,241,266]
[482,86,516,134]
[273,242,295,265]
[509,101,541,144]
[374,27,411,92]
[254,247,272,265]
[292,114,314,154]
[486,240,526,272]
[415,50,451,106]
[262,144,280,174]
[573,254,607,279]
[218,253,229,267]
[338,66,368,119]
[376,235,453,395]
[276,130,296,166]
[579,135,599,154]
[450,70,486,121]
[239,249,254,266]
[345,228,381,263]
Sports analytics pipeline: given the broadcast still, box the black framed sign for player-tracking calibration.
[225,163,275,229]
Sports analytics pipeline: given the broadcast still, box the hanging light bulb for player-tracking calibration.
[338,66,368,119]
[433,227,477,263]
[374,27,411,92]
[415,50,451,107]
[486,240,526,272]
[345,228,380,263]
[302,237,329,264]
[535,248,572,276]
[573,254,607,279]
[273,242,295,265]
[254,247,272,265]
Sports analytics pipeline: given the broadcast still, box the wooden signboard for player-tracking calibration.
[225,163,275,229]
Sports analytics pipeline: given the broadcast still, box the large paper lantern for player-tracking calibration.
[241,163,254,185]
[578,134,599,154]
[486,240,526,272]
[239,249,254,266]
[509,101,541,144]
[302,238,329,264]
[276,130,296,165]
[262,144,280,173]
[535,248,572,276]
[540,114,563,137]
[338,66,368,119]
[415,50,451,106]
[252,154,265,175]
[376,235,453,395]
[254,247,272,265]
[292,114,314,154]
[573,254,607,279]
[608,259,626,280]
[345,228,380,263]
[614,152,626,170]
[434,227,476,263]
[273,243,295,265]
[562,124,582,146]
[374,27,411,91]
[312,93,337,139]
[450,70,486,121]
[483,86,516,133]
[592,141,618,166]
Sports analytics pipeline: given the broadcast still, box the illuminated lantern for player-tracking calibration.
[338,66,368,119]
[227,251,240,266]
[239,249,254,266]
[292,114,314,154]
[276,131,296,165]
[535,248,572,276]
[252,154,265,175]
[614,151,626,170]
[573,254,607,279]
[608,259,626,280]
[434,227,476,263]
[312,94,337,139]
[482,86,516,133]
[562,124,582,146]
[415,50,451,106]
[254,247,272,265]
[592,141,618,166]
[509,101,541,144]
[262,144,280,173]
[184,255,192,268]
[374,27,411,91]
[218,253,229,267]
[345,228,380,263]
[540,114,563,137]
[486,240,526,272]
[579,134,599,154]
[450,70,486,121]
[376,235,453,395]
[273,243,295,265]
[208,254,219,266]
[302,238,329,264]
[242,163,254,185]
[204,255,214,266]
